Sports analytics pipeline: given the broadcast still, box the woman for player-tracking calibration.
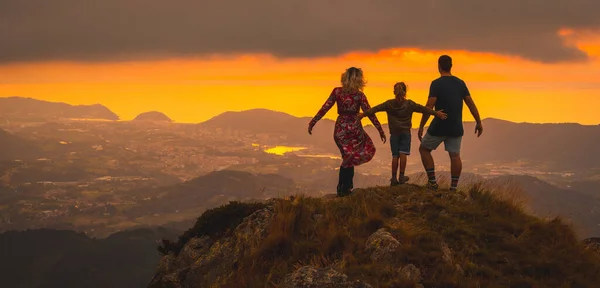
[308,67,386,197]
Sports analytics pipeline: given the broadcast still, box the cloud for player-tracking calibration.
[0,0,598,63]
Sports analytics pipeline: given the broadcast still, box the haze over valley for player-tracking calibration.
[1,97,599,287]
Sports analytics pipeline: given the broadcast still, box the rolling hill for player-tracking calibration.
[0,128,43,161]
[0,228,179,288]
[133,111,172,123]
[124,170,299,216]
[0,97,119,121]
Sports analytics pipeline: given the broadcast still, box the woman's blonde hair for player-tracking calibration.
[341,67,366,92]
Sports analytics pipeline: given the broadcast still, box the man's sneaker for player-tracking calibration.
[426,181,439,191]
[390,178,400,186]
[399,176,410,184]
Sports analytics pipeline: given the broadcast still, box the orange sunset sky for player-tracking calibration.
[1,2,600,126]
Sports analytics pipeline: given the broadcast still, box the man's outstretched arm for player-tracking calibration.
[464,95,483,136]
[418,97,437,141]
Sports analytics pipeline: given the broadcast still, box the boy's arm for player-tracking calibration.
[410,101,437,115]
[360,94,386,141]
[361,101,389,117]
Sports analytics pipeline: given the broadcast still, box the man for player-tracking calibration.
[417,55,483,191]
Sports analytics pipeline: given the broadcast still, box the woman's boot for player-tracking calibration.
[341,166,354,196]
[336,166,346,197]
[347,166,354,192]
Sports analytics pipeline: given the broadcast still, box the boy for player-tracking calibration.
[359,82,447,186]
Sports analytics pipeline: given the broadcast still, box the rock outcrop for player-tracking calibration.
[149,207,274,287]
[364,228,400,262]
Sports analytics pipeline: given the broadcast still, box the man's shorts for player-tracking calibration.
[420,133,462,154]
[390,133,411,157]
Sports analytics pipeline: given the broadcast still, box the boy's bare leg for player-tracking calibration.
[391,157,400,186]
[392,157,399,178]
[399,154,409,183]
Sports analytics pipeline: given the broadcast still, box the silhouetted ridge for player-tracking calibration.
[0,97,119,120]
[133,111,172,122]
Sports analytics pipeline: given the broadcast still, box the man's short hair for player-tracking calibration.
[438,55,452,72]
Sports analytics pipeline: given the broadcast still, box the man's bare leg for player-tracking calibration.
[419,145,437,189]
[449,152,462,191]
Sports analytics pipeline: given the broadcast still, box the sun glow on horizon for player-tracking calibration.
[1,30,600,125]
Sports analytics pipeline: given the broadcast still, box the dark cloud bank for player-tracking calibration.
[0,0,598,63]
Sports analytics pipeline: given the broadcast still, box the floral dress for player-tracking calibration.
[309,87,385,168]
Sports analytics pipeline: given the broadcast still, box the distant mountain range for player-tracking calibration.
[2,96,599,170]
[200,109,600,170]
[0,97,119,121]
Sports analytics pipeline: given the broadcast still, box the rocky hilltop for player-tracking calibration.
[133,111,173,122]
[149,185,600,288]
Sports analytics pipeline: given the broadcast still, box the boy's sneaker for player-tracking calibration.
[399,176,410,184]
[425,181,439,191]
[390,178,400,186]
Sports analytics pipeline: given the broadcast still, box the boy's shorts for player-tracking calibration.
[390,133,411,157]
[420,133,462,154]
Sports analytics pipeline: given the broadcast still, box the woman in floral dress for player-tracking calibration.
[308,67,386,197]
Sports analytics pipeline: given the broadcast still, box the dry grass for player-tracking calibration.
[157,201,267,255]
[166,184,600,287]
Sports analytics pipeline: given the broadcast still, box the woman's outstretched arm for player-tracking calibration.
[308,88,337,133]
[360,93,385,137]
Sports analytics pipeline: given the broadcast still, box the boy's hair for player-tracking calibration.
[394,82,407,97]
[438,55,452,72]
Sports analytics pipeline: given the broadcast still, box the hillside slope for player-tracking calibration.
[408,172,600,239]
[0,228,179,288]
[0,97,119,121]
[150,185,600,288]
[0,128,43,161]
